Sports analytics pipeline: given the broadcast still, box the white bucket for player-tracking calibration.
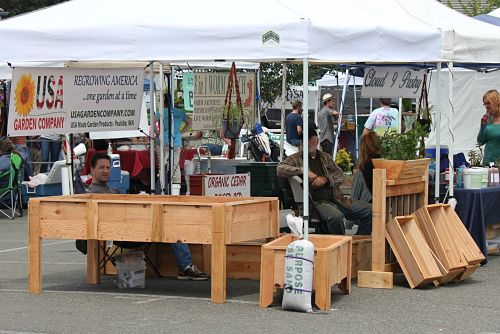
[463,168,484,189]
[171,184,181,195]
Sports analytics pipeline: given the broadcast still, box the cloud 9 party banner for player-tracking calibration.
[8,67,144,136]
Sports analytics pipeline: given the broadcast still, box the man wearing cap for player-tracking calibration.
[363,98,398,136]
[277,120,372,235]
[318,94,339,155]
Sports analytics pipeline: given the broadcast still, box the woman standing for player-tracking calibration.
[477,89,500,166]
[357,131,381,194]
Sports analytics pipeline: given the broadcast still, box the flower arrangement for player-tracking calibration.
[335,148,352,173]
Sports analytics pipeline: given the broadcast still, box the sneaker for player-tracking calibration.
[178,264,209,281]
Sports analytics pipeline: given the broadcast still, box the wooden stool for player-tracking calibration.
[260,234,352,311]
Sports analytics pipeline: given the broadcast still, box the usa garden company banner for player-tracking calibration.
[8,67,143,136]
[361,67,425,98]
[192,72,256,130]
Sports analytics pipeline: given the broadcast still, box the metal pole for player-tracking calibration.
[448,61,455,199]
[279,63,287,162]
[398,97,403,134]
[435,62,442,203]
[257,67,261,123]
[353,75,359,160]
[302,59,309,240]
[333,69,350,160]
[149,62,156,193]
[159,63,165,194]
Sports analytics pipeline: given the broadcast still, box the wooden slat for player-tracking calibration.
[39,202,87,239]
[386,182,426,197]
[28,201,41,294]
[372,169,386,272]
[211,205,227,304]
[357,271,393,289]
[161,205,213,244]
[230,202,271,243]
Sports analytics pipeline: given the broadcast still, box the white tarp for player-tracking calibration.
[0,0,443,63]
[426,69,500,156]
[317,73,364,87]
[490,7,500,17]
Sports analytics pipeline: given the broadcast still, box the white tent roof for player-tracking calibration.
[317,73,364,87]
[490,7,500,17]
[0,0,444,63]
[389,0,500,64]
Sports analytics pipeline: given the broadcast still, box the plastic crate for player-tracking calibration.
[234,162,279,197]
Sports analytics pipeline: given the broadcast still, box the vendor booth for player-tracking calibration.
[1,0,499,305]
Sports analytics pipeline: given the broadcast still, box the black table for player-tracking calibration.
[455,186,500,259]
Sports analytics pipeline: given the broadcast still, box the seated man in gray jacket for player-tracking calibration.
[88,152,208,280]
[277,121,372,235]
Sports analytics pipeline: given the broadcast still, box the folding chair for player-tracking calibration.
[0,153,23,219]
[99,241,162,277]
[287,175,330,234]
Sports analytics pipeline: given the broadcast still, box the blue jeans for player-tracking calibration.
[206,143,223,156]
[40,138,62,173]
[319,199,372,235]
[170,242,193,270]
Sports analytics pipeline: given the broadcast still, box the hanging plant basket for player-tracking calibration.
[222,119,241,140]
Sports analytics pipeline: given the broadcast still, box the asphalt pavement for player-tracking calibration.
[0,214,499,334]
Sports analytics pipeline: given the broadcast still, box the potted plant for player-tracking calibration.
[211,104,253,139]
[372,123,430,180]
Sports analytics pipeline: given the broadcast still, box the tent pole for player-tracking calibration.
[257,67,261,123]
[159,63,165,194]
[168,68,175,194]
[398,98,403,134]
[149,62,156,193]
[435,62,442,203]
[279,63,287,162]
[447,61,455,200]
[353,74,359,160]
[302,59,309,241]
[334,69,350,160]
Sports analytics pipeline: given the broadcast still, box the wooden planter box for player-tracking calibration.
[351,236,372,278]
[28,194,279,304]
[372,158,430,181]
[414,205,467,283]
[259,234,352,311]
[386,216,442,288]
[432,204,484,281]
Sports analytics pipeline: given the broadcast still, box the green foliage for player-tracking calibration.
[446,0,499,16]
[211,104,252,131]
[467,145,484,166]
[2,0,69,18]
[377,123,429,161]
[259,63,339,106]
[335,148,352,173]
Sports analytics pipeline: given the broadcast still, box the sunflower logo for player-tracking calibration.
[14,74,36,117]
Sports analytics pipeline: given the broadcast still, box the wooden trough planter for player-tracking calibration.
[259,234,352,311]
[372,158,430,181]
[386,216,442,288]
[414,205,467,283]
[28,194,279,304]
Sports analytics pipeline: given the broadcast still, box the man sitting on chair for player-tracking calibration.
[277,121,372,235]
[88,152,208,280]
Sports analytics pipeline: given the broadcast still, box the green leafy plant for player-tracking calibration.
[211,104,253,131]
[467,145,484,167]
[335,148,352,173]
[377,123,429,161]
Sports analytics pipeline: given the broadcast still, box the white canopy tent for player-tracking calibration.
[0,0,498,236]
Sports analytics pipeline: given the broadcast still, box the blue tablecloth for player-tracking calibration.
[455,186,500,259]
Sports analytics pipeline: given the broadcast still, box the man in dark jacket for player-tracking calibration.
[277,122,372,235]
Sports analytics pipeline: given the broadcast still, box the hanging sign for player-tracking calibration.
[183,72,194,111]
[361,67,425,98]
[8,67,143,136]
[203,173,251,197]
[192,72,255,130]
